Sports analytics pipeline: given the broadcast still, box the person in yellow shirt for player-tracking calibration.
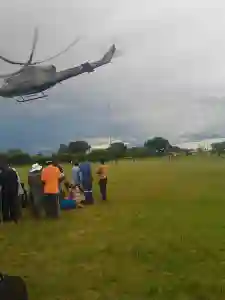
[41,158,65,218]
[96,159,108,201]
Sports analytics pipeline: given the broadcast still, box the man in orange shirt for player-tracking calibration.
[41,158,65,218]
[96,159,108,201]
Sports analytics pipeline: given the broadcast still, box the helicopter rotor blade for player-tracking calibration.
[27,27,38,64]
[0,28,39,78]
[0,32,81,78]
[31,36,81,65]
[0,33,81,68]
[0,28,39,66]
[0,55,25,66]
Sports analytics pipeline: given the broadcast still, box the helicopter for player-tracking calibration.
[0,29,116,103]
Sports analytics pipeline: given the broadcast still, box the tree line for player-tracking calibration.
[0,136,196,165]
[211,141,225,156]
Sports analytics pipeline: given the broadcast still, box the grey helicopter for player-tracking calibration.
[0,29,116,102]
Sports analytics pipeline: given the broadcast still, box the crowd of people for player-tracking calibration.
[0,157,108,223]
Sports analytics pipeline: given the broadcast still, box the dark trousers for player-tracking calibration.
[43,194,60,218]
[21,191,28,209]
[99,178,107,200]
[1,191,20,222]
[82,180,94,204]
[29,192,43,219]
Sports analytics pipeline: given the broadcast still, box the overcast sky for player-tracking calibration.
[1,0,225,152]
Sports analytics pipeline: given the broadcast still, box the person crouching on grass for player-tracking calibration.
[96,159,108,201]
[73,185,85,208]
[65,183,84,208]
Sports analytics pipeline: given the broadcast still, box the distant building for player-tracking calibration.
[88,139,129,153]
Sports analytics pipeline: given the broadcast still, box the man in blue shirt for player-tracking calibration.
[79,161,94,204]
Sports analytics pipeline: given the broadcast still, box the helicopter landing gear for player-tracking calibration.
[16,92,48,103]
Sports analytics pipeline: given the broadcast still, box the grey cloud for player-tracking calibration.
[1,0,225,150]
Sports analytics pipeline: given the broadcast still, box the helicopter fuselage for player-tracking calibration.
[0,65,57,97]
[0,43,116,100]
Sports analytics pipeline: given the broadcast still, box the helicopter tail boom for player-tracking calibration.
[55,44,116,83]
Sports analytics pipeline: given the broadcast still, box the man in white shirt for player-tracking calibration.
[72,161,82,186]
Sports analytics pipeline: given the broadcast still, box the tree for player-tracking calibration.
[68,141,90,154]
[8,152,32,165]
[126,147,149,158]
[109,142,127,158]
[36,152,43,156]
[87,149,110,162]
[56,153,72,163]
[7,149,23,155]
[170,146,182,153]
[197,146,204,154]
[32,154,52,165]
[6,149,32,165]
[144,137,171,154]
[58,144,68,154]
[211,142,225,156]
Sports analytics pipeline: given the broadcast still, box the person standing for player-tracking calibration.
[11,167,24,197]
[10,166,23,218]
[0,158,20,223]
[72,161,83,189]
[41,158,65,218]
[96,159,108,201]
[79,161,94,204]
[28,163,44,218]
[55,163,65,200]
[20,183,28,209]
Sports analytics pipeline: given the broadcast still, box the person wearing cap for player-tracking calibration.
[28,163,44,218]
[41,157,65,218]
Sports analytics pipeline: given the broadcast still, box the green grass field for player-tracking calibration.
[1,156,225,299]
